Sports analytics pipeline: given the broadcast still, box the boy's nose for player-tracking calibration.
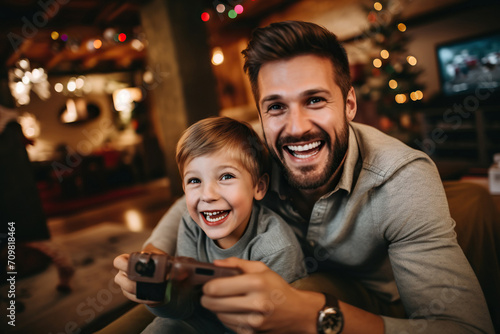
[201,182,219,202]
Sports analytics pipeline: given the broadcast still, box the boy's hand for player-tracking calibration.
[201,257,324,334]
[113,244,167,306]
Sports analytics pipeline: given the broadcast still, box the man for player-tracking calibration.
[114,21,493,333]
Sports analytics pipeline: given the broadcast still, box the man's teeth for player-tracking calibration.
[287,141,321,152]
[203,211,229,222]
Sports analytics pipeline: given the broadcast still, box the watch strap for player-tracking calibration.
[322,293,339,309]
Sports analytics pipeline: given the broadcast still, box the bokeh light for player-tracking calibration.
[398,23,407,32]
[201,12,210,21]
[380,50,389,59]
[228,9,237,19]
[389,79,398,89]
[234,5,244,14]
[373,58,382,68]
[407,55,417,66]
[51,31,59,40]
[374,2,383,11]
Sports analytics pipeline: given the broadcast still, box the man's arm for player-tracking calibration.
[202,258,384,334]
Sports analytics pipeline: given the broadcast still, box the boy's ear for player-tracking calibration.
[254,173,269,201]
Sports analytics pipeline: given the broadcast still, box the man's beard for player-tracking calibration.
[266,120,349,190]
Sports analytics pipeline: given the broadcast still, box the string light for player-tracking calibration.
[54,83,63,93]
[93,39,102,49]
[61,34,68,42]
[407,55,417,66]
[216,4,225,13]
[201,12,210,21]
[374,2,383,11]
[395,94,407,104]
[51,31,59,40]
[380,50,389,59]
[398,23,407,32]
[234,5,244,14]
[389,79,398,89]
[373,58,382,68]
[228,9,237,19]
[118,33,127,42]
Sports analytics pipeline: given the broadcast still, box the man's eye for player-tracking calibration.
[266,104,284,112]
[221,174,234,181]
[308,97,326,105]
[187,178,201,184]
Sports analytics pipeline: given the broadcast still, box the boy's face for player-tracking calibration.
[182,150,266,249]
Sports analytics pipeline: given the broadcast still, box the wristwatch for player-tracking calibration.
[317,293,344,334]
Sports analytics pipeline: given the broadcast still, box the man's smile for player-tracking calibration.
[284,140,324,159]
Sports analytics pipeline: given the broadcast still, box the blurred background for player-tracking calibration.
[0,0,499,333]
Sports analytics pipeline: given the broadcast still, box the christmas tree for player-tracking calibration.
[358,0,424,136]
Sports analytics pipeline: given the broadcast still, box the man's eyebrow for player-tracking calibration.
[260,94,282,105]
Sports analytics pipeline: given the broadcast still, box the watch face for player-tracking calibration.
[321,307,343,334]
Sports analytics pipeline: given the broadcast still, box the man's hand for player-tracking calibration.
[201,257,324,334]
[113,244,167,306]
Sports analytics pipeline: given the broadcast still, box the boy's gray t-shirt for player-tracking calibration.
[176,202,307,284]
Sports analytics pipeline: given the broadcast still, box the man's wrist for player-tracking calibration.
[293,290,326,334]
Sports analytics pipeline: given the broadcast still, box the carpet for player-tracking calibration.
[0,223,152,334]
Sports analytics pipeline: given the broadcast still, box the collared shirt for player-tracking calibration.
[262,122,493,333]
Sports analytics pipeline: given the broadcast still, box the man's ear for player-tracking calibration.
[345,86,357,121]
[254,173,269,201]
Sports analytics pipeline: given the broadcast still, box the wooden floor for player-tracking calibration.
[47,177,177,238]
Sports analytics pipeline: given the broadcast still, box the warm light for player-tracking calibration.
[410,92,417,101]
[380,50,389,59]
[22,75,30,85]
[125,210,144,232]
[398,23,407,32]
[67,78,76,92]
[234,5,244,14]
[373,58,382,68]
[54,83,63,92]
[76,77,85,89]
[415,90,424,100]
[62,99,78,123]
[113,87,143,112]
[395,94,407,104]
[131,39,144,51]
[211,47,224,65]
[407,55,417,66]
[118,33,127,42]
[374,2,383,11]
[228,9,237,19]
[15,82,27,94]
[51,31,59,40]
[19,59,29,70]
[389,79,398,89]
[201,12,210,21]
[18,113,40,139]
[216,4,225,13]
[93,39,102,49]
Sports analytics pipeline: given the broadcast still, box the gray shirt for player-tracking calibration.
[144,122,493,333]
[177,202,307,283]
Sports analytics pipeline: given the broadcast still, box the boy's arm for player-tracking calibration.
[143,196,187,254]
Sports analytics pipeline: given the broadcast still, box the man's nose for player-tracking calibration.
[285,105,312,137]
[201,182,219,202]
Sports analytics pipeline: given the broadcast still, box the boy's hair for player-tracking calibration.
[242,20,351,108]
[176,116,268,185]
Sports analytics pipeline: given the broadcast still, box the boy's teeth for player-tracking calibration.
[287,141,321,152]
[203,211,229,223]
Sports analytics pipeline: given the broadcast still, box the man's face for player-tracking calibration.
[257,54,356,190]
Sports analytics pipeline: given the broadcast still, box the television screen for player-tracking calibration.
[436,31,500,97]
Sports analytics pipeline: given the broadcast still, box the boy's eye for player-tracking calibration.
[187,178,201,184]
[220,174,234,181]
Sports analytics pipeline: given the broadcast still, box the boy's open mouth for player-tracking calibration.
[202,210,230,224]
[284,140,324,159]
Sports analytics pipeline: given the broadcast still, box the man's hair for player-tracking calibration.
[242,20,351,108]
[176,116,268,185]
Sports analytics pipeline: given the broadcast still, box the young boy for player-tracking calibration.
[142,116,307,334]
